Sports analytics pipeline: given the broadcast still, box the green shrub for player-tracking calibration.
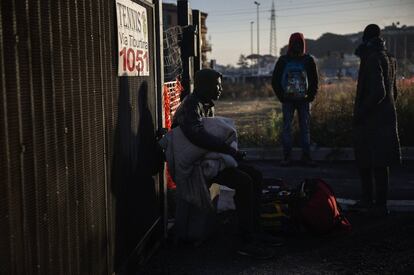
[237,109,283,147]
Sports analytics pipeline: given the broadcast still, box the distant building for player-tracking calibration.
[163,3,178,27]
[162,3,212,68]
[317,51,359,80]
[347,24,414,76]
[200,12,212,68]
[382,24,414,75]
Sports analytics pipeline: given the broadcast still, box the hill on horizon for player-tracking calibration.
[279,32,360,58]
[280,24,414,59]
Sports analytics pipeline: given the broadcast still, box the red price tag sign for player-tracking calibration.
[119,48,149,75]
[116,0,150,76]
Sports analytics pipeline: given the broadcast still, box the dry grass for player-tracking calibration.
[310,82,356,147]
[396,84,414,146]
[216,80,414,148]
[215,97,281,147]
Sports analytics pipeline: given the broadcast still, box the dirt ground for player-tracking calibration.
[215,98,281,147]
[215,98,279,121]
[138,161,414,275]
[139,211,414,275]
[215,98,279,130]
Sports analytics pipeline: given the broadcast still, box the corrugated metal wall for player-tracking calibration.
[0,0,163,274]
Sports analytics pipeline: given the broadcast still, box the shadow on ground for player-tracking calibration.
[139,161,414,275]
[139,211,414,274]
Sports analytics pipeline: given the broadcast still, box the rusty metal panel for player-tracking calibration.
[0,0,163,274]
[60,0,81,273]
[109,1,162,270]
[27,1,54,274]
[0,2,12,275]
[68,0,90,273]
[16,0,41,274]
[1,1,25,274]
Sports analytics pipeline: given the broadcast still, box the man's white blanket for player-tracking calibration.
[159,117,238,209]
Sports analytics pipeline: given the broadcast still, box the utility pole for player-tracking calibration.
[250,21,254,55]
[254,1,260,55]
[404,35,408,76]
[393,36,397,59]
[270,0,277,56]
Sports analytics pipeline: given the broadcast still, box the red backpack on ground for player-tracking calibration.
[292,178,352,234]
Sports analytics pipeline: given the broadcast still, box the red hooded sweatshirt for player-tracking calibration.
[272,32,318,102]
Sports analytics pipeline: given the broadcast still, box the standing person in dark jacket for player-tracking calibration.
[271,32,319,167]
[172,68,282,259]
[352,24,401,216]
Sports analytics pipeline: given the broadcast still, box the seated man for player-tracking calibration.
[172,68,282,259]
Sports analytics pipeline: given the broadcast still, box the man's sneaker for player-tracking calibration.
[301,154,317,167]
[237,242,274,259]
[253,232,284,247]
[349,200,373,213]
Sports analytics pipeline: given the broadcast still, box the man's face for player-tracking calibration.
[211,77,223,101]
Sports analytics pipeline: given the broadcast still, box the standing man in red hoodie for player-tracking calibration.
[271,32,319,166]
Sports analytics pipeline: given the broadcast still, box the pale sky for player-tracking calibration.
[163,0,414,65]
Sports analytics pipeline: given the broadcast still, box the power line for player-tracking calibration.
[207,0,388,17]
[208,9,270,17]
[276,1,413,17]
[211,14,414,34]
[278,14,413,30]
[276,0,377,12]
[206,0,376,14]
[208,0,413,24]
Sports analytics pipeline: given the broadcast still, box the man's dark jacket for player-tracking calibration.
[271,54,318,102]
[353,37,401,167]
[171,93,234,155]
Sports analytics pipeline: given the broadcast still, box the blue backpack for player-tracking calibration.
[281,56,309,100]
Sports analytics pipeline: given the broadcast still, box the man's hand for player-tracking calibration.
[228,147,246,162]
[234,150,247,162]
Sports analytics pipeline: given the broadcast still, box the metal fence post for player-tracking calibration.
[192,9,202,73]
[177,0,191,99]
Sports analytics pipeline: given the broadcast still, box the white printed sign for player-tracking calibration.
[116,0,150,76]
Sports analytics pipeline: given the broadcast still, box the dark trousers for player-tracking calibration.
[282,102,311,157]
[358,167,389,206]
[213,163,262,238]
